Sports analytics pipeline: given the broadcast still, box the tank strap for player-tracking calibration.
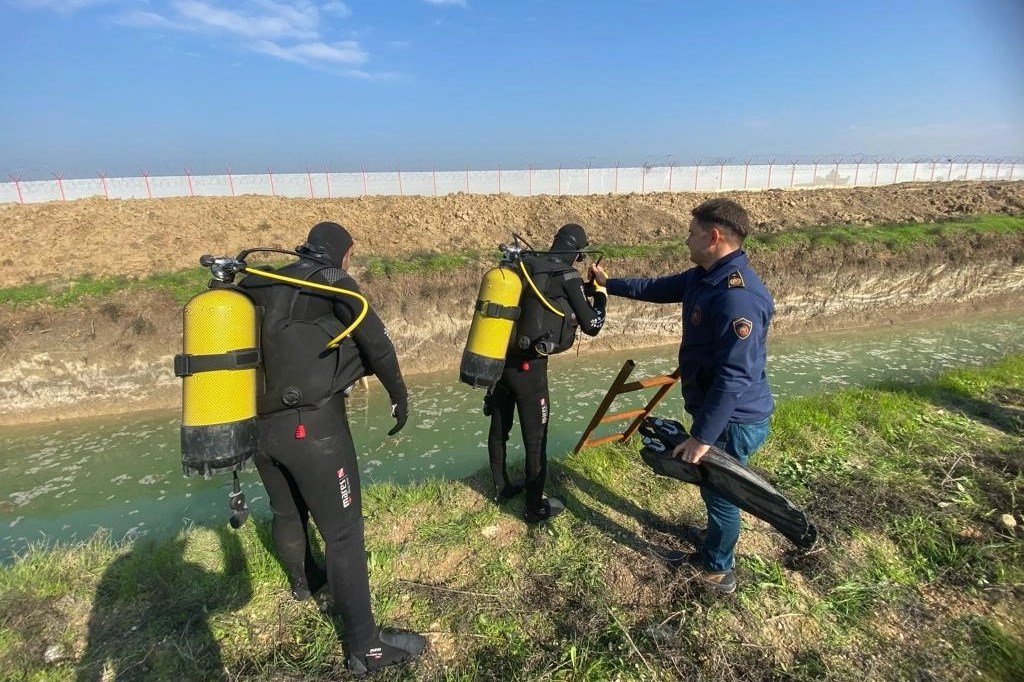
[476,299,521,320]
[174,348,261,377]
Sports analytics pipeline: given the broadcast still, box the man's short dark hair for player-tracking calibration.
[691,198,751,242]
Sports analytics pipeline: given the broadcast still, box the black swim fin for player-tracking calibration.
[638,416,818,551]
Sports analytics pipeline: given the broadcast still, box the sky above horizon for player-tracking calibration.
[2,0,1023,180]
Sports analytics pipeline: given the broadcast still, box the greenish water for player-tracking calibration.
[2,309,1023,560]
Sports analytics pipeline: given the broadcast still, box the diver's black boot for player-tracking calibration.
[346,629,427,676]
[493,479,525,504]
[524,497,565,524]
[290,564,328,601]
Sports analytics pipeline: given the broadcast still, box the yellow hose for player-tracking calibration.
[518,260,564,318]
[241,267,368,348]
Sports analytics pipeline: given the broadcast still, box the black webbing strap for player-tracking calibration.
[174,348,261,377]
[475,299,520,321]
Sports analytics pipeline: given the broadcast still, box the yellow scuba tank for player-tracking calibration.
[460,245,523,388]
[175,280,260,479]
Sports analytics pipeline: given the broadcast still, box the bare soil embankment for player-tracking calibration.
[1,181,1023,425]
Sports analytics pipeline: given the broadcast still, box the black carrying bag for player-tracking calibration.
[637,416,818,550]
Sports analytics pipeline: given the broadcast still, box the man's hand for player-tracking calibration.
[672,437,710,464]
[387,399,408,436]
[588,264,608,286]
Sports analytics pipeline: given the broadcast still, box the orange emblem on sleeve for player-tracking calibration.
[732,318,752,339]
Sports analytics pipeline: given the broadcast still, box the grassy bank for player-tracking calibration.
[3,214,1023,308]
[1,354,1022,680]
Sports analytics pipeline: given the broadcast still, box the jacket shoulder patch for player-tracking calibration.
[732,317,753,339]
[727,271,746,289]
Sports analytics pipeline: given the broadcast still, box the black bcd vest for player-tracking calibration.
[240,260,369,414]
[511,254,580,358]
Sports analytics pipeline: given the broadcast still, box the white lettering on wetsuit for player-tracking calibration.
[337,467,353,508]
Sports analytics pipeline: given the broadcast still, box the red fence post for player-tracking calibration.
[930,160,936,182]
[668,161,674,192]
[528,163,532,196]
[97,172,109,199]
[693,160,700,191]
[497,164,501,194]
[52,172,66,200]
[964,160,970,181]
[894,159,901,184]
[8,174,24,203]
[854,161,860,186]
[912,160,919,182]
[873,161,879,186]
[789,161,796,188]
[641,164,646,194]
[361,165,368,196]
[267,167,276,196]
[465,164,469,193]
[743,159,750,190]
[587,161,591,194]
[833,160,839,187]
[226,165,235,196]
[948,159,954,181]
[324,165,332,199]
[994,159,1001,181]
[306,166,315,198]
[1010,161,1016,180]
[397,165,403,196]
[143,170,152,199]
[184,168,194,197]
[980,160,986,181]
[614,162,619,194]
[812,160,818,186]
[719,160,725,190]
[432,165,437,196]
[766,160,774,189]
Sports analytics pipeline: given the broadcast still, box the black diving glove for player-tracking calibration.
[388,398,408,436]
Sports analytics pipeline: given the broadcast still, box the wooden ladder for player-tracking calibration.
[573,359,680,454]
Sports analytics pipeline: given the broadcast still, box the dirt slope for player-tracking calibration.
[1,181,1023,425]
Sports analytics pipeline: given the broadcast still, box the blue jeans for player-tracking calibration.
[698,418,770,573]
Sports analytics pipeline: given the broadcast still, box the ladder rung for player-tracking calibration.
[601,408,645,424]
[583,433,626,448]
[620,375,677,392]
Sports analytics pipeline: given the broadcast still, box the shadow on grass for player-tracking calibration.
[75,525,251,682]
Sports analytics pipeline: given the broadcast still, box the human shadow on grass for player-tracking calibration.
[76,524,251,682]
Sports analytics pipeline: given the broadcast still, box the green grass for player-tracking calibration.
[2,354,1023,680]
[4,214,1023,309]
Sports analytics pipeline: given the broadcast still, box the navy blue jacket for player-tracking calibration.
[607,250,774,444]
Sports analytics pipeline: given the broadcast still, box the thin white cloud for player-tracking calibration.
[173,0,319,40]
[422,0,467,6]
[28,0,400,76]
[321,1,350,17]
[252,39,366,64]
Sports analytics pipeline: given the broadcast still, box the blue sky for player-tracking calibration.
[2,0,1022,179]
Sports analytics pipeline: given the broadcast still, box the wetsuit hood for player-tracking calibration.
[550,223,588,260]
[297,221,353,265]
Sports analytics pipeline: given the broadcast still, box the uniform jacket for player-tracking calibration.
[607,250,774,444]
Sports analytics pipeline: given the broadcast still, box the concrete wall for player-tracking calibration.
[3,159,1020,204]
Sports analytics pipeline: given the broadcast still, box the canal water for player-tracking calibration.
[2,309,1022,560]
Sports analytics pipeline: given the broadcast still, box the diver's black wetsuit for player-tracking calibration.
[487,228,606,519]
[240,249,407,658]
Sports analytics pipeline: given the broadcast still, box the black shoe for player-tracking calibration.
[346,629,427,676]
[493,480,525,504]
[681,524,707,548]
[662,550,737,594]
[523,497,565,524]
